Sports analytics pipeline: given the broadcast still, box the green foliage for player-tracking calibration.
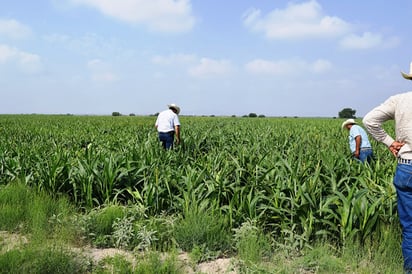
[0,245,89,274]
[82,204,126,247]
[174,201,232,254]
[81,204,168,251]
[189,244,221,264]
[96,252,181,274]
[340,225,403,273]
[0,115,400,262]
[96,254,133,274]
[143,214,177,251]
[233,219,272,263]
[0,181,78,243]
[0,182,32,231]
[94,205,126,235]
[134,252,181,274]
[112,215,136,249]
[338,107,356,118]
[0,120,404,274]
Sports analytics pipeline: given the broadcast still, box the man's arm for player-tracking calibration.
[174,125,180,145]
[362,98,396,147]
[354,135,361,158]
[363,95,404,157]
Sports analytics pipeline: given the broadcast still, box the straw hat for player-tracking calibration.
[401,62,412,80]
[341,118,357,129]
[168,103,180,114]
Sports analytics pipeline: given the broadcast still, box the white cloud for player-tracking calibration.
[312,59,332,73]
[152,53,196,65]
[339,32,400,50]
[244,59,285,75]
[70,0,195,33]
[0,19,32,40]
[0,44,42,73]
[244,58,332,75]
[44,33,125,57]
[87,59,118,83]
[0,44,14,62]
[188,58,234,78]
[43,33,71,44]
[243,0,351,40]
[340,32,381,49]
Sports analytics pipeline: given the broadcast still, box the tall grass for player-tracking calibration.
[0,115,400,255]
[0,176,404,273]
[0,245,90,274]
[0,181,79,244]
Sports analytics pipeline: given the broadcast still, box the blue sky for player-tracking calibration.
[1,0,412,117]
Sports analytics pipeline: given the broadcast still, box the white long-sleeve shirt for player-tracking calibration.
[363,91,412,159]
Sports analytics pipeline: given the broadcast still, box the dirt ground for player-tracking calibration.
[85,247,237,274]
[0,231,237,274]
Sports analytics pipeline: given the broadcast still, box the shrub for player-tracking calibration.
[233,220,272,263]
[83,204,126,247]
[143,214,177,251]
[0,182,32,231]
[0,181,79,243]
[0,245,89,274]
[174,202,232,255]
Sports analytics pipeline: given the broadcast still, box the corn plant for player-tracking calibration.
[0,114,399,250]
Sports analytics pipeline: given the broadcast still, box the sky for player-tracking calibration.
[1,0,412,117]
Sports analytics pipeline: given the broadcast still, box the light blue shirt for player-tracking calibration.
[348,125,372,153]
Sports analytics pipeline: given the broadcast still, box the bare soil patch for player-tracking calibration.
[0,231,238,273]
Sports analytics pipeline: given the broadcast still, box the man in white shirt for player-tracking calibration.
[155,104,181,149]
[363,63,412,272]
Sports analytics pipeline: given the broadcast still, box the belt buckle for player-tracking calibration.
[399,158,412,165]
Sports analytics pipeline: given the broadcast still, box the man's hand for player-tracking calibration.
[389,141,405,157]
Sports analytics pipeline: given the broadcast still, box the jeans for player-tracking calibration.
[158,131,174,149]
[393,163,412,271]
[354,148,374,163]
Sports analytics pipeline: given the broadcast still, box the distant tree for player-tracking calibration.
[258,114,266,118]
[129,113,136,116]
[338,108,356,118]
[112,112,121,116]
[248,113,258,118]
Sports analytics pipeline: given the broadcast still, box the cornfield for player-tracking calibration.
[0,114,398,249]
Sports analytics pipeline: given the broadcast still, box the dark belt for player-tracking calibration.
[398,158,412,165]
[160,131,174,135]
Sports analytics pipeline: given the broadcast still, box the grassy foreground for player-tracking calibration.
[0,115,406,272]
[0,182,404,273]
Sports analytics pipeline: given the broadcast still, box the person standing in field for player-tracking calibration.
[363,62,412,272]
[341,118,374,163]
[155,104,181,149]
